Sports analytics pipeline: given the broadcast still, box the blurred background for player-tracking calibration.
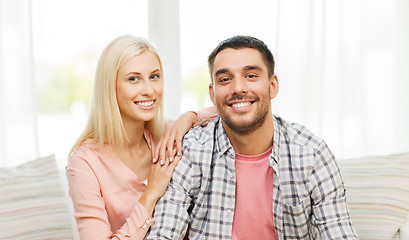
[1,0,408,167]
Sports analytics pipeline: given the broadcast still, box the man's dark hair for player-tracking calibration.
[208,35,275,82]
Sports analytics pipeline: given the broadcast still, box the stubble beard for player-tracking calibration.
[219,96,271,135]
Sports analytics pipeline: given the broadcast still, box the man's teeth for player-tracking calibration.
[136,101,154,107]
[232,102,250,108]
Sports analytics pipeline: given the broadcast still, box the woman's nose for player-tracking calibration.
[141,80,154,96]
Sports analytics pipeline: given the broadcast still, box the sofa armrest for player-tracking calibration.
[402,214,409,240]
[0,155,76,239]
[338,152,409,239]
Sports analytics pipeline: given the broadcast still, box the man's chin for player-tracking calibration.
[222,118,258,135]
[220,109,269,135]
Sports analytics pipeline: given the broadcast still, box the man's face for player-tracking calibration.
[209,48,278,135]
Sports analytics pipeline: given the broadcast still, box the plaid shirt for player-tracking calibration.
[146,116,358,240]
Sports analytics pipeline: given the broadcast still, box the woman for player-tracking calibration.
[66,35,215,239]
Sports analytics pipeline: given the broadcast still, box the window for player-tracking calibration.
[32,0,149,167]
[179,0,279,112]
[1,0,408,167]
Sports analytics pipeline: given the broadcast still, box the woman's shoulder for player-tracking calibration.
[72,140,100,155]
[69,139,113,166]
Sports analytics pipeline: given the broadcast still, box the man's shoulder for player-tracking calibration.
[183,118,219,146]
[179,118,221,166]
[274,115,324,150]
[274,115,335,169]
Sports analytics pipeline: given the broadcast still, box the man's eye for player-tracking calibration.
[219,77,230,82]
[247,74,257,79]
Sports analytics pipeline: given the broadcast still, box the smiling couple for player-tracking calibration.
[67,35,358,240]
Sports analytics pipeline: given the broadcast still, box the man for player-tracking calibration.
[146,36,357,239]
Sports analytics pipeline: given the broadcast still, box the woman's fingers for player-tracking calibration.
[152,142,159,163]
[174,131,183,159]
[165,132,173,163]
[157,131,171,165]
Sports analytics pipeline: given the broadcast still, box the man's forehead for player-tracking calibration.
[213,48,266,73]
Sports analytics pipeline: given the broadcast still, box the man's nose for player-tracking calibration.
[231,78,248,94]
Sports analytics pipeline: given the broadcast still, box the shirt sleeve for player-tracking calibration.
[66,150,154,240]
[309,141,358,239]
[145,148,195,239]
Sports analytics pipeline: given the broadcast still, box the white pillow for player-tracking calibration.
[0,155,74,240]
[338,152,409,240]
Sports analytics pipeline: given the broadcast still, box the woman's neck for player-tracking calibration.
[115,119,152,179]
[121,119,146,150]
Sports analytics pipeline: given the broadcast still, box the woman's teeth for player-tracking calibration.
[136,101,154,107]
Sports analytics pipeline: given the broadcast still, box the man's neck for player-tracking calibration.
[222,115,275,156]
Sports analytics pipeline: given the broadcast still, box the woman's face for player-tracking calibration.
[116,51,163,125]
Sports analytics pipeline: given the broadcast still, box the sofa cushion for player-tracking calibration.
[0,155,74,240]
[338,152,409,240]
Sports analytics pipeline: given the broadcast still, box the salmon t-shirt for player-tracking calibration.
[231,146,277,240]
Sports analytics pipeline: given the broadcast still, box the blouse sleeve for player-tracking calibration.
[164,106,218,130]
[191,106,218,127]
[66,149,154,240]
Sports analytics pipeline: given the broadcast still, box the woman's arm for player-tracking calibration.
[138,155,181,215]
[66,151,153,240]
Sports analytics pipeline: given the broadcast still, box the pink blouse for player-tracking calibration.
[66,108,217,240]
[66,130,155,240]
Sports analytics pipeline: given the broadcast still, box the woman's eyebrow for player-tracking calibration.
[124,72,142,77]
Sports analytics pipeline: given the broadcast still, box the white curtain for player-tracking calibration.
[272,0,409,159]
[1,0,408,167]
[0,0,38,167]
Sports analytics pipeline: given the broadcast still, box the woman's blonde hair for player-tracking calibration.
[69,35,165,158]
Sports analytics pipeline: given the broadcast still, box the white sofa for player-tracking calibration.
[0,155,79,240]
[338,153,409,239]
[1,153,408,240]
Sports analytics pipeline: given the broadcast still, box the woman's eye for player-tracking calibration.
[150,74,160,80]
[128,76,140,82]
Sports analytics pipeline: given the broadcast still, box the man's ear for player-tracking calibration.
[269,74,279,100]
[209,83,216,105]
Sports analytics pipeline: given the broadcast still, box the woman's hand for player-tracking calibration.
[153,111,197,165]
[138,157,181,216]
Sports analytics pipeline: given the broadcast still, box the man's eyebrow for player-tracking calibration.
[243,65,263,71]
[214,68,229,77]
[214,65,263,76]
